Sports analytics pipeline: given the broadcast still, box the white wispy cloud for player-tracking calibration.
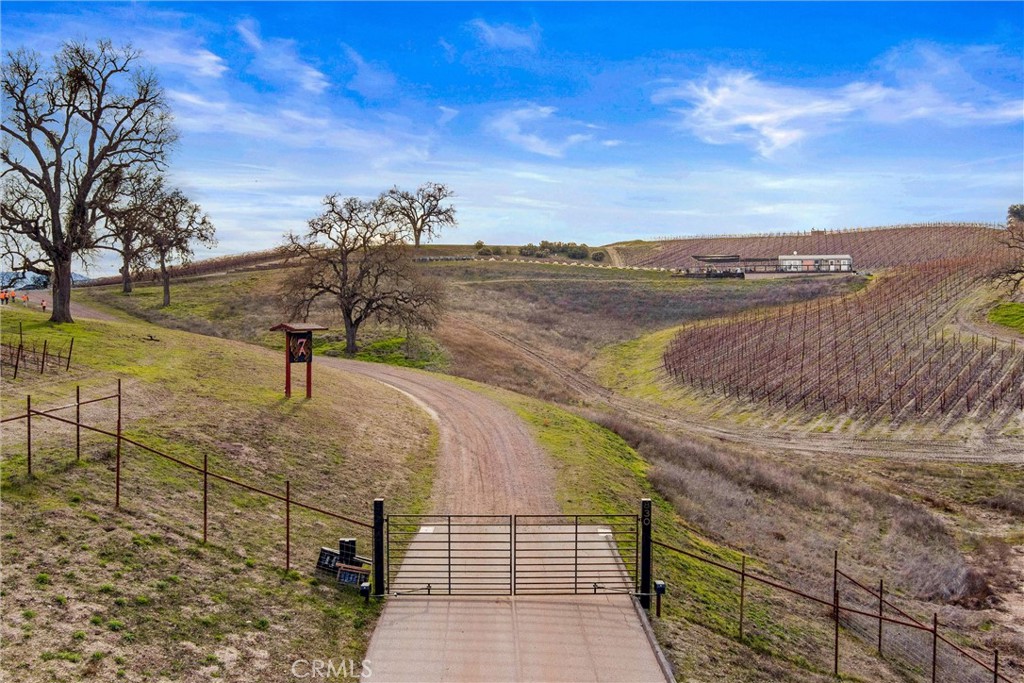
[342,45,396,99]
[438,37,457,63]
[654,43,1023,157]
[467,18,541,52]
[235,18,329,95]
[487,104,592,158]
[653,71,886,157]
[166,89,428,159]
[143,43,227,79]
[437,106,460,126]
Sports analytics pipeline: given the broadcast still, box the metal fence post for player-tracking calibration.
[13,343,22,379]
[878,578,884,657]
[26,394,32,478]
[285,480,291,572]
[447,515,452,595]
[373,498,385,596]
[75,385,81,461]
[115,379,122,509]
[832,549,839,675]
[739,555,746,639]
[640,498,652,609]
[994,649,999,683]
[932,613,938,683]
[203,452,209,544]
[833,585,840,677]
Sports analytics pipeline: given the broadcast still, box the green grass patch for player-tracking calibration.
[988,301,1024,334]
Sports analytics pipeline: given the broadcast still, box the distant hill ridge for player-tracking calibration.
[614,222,1009,271]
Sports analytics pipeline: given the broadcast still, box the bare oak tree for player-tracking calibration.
[94,170,164,293]
[384,182,456,248]
[283,194,445,354]
[1,40,176,322]
[145,186,215,307]
[998,204,1024,293]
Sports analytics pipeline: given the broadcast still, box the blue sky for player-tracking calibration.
[3,2,1022,271]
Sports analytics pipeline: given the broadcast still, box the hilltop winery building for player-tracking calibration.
[778,254,854,273]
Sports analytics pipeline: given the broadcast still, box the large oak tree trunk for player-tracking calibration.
[160,254,170,307]
[344,315,359,355]
[50,257,74,323]
[121,254,134,294]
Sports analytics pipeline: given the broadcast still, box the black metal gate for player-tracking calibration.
[514,514,638,595]
[385,513,638,597]
[387,515,513,596]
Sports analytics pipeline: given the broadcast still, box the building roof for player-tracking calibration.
[778,254,853,260]
[269,322,329,332]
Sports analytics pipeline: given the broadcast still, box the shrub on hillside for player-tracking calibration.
[591,250,606,262]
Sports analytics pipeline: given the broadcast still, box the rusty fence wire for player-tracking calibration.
[1,382,373,574]
[653,541,1016,682]
[1,333,74,379]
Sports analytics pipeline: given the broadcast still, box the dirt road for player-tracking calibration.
[320,358,557,515]
[321,359,669,682]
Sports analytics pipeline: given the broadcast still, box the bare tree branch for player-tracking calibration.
[995,204,1024,294]
[384,182,457,248]
[282,193,446,353]
[1,40,177,322]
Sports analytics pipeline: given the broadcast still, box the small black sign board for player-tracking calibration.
[315,539,370,587]
[317,547,342,573]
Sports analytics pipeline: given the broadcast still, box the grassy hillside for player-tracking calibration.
[77,258,863,404]
[1,306,437,682]
[44,251,1023,680]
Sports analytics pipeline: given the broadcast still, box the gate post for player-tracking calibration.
[373,498,385,597]
[640,498,652,609]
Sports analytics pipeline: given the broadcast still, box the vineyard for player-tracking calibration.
[663,256,1024,429]
[617,223,1006,271]
[78,246,293,288]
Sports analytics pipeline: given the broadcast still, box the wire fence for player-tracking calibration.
[0,382,373,575]
[2,382,1017,681]
[0,332,74,380]
[653,541,1016,682]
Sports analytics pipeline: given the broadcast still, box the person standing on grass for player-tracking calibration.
[40,299,46,312]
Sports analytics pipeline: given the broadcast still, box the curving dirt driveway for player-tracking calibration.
[323,358,670,683]
[319,358,558,515]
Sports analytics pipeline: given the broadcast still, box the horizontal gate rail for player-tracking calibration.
[514,514,638,595]
[387,514,513,596]
[386,513,641,597]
